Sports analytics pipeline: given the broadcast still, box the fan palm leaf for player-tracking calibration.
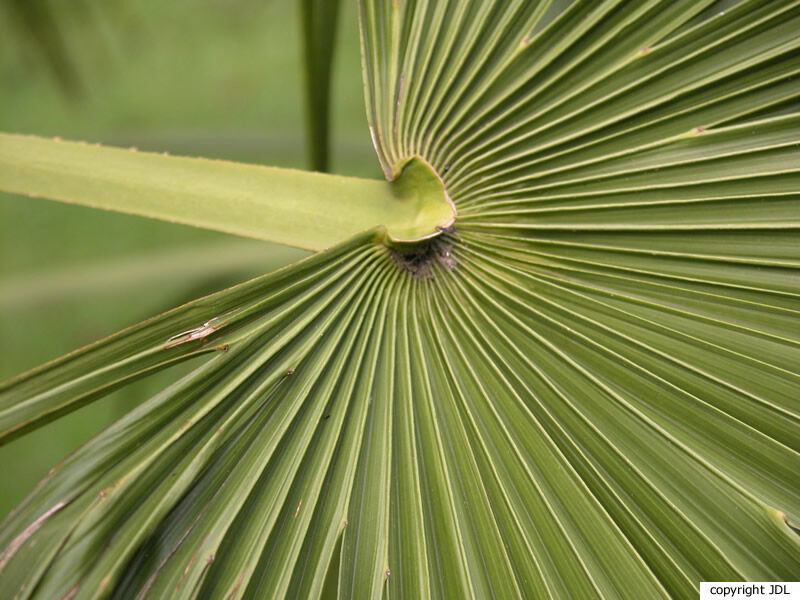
[1,1,798,598]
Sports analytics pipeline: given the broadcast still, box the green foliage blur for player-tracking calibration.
[0,0,378,520]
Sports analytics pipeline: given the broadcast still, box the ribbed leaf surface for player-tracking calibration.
[1,1,799,598]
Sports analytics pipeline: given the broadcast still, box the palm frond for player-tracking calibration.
[1,1,798,598]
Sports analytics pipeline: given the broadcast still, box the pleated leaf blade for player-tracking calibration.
[1,1,799,599]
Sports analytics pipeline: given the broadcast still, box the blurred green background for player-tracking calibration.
[0,0,379,520]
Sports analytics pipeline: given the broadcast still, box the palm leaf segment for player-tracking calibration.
[2,1,799,597]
